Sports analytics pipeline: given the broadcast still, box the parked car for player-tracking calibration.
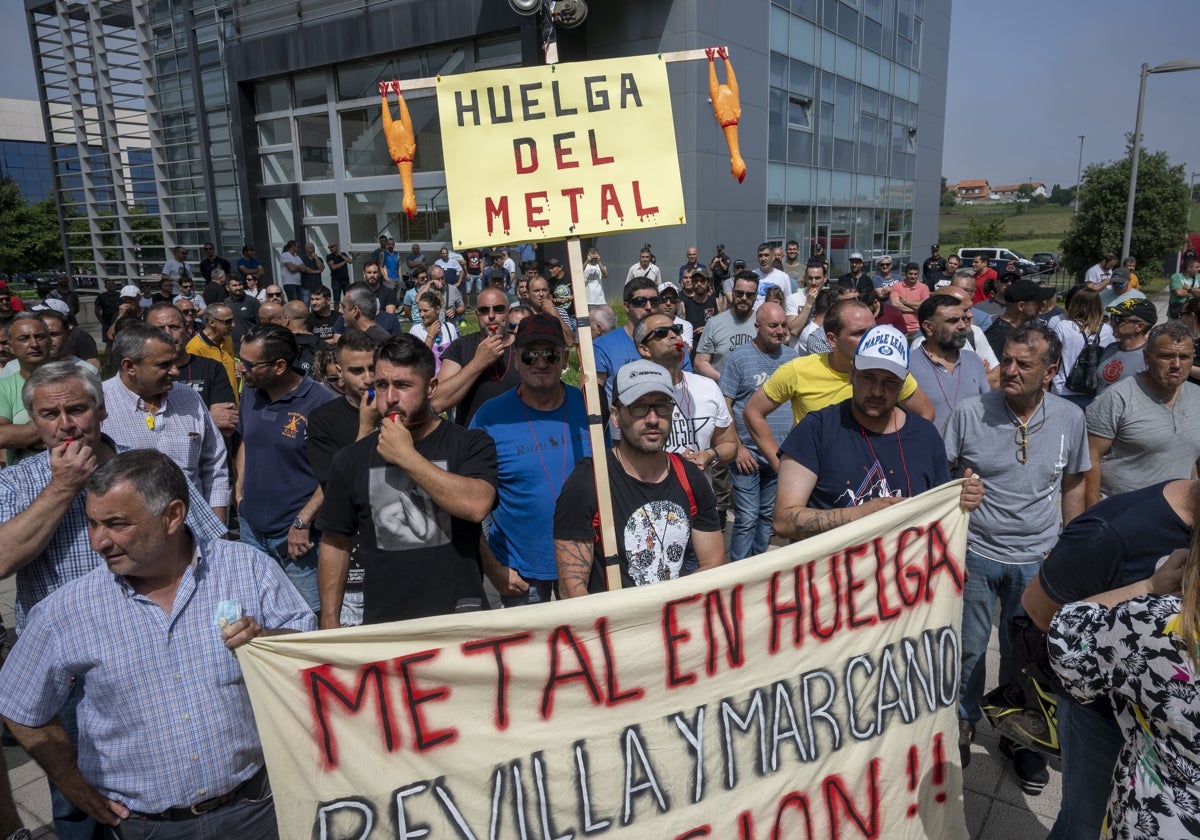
[956,246,1038,276]
[1031,252,1059,275]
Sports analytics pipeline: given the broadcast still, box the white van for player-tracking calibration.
[956,247,1038,275]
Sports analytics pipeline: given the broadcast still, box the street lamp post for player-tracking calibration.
[1074,135,1085,218]
[1122,59,1200,260]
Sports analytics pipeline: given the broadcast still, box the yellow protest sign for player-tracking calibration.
[436,55,685,248]
[239,483,970,840]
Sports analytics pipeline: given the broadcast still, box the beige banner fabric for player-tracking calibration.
[239,482,970,840]
[435,54,686,248]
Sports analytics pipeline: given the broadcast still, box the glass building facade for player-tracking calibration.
[766,0,925,267]
[0,140,54,202]
[26,0,949,282]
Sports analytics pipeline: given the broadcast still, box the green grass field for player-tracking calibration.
[938,203,1076,258]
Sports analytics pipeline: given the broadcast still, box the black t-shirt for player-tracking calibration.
[308,311,338,341]
[922,256,946,289]
[300,254,324,290]
[95,291,121,327]
[984,318,1014,358]
[317,421,499,624]
[295,333,321,376]
[327,252,350,284]
[200,256,232,282]
[440,333,521,425]
[554,451,719,593]
[306,396,359,487]
[226,294,259,349]
[65,328,98,361]
[682,294,718,348]
[173,353,236,408]
[837,272,874,302]
[202,281,228,305]
[1038,480,1190,714]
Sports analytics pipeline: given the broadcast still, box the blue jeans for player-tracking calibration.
[111,774,277,840]
[238,517,319,612]
[729,460,777,561]
[52,681,105,840]
[1046,693,1123,840]
[958,548,1041,724]
[500,578,555,608]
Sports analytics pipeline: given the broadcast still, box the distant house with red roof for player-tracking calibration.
[955,179,989,203]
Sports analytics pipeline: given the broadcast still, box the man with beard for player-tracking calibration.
[944,323,1088,784]
[317,334,498,627]
[909,294,989,433]
[837,251,873,302]
[306,329,380,626]
[224,275,260,352]
[187,303,238,400]
[594,277,691,404]
[695,271,759,383]
[236,325,337,611]
[554,360,725,596]
[682,269,719,349]
[773,325,983,540]
[434,286,522,425]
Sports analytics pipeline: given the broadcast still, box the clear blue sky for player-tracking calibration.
[1,1,1197,190]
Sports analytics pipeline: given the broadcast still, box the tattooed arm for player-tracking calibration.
[773,456,899,540]
[556,539,596,599]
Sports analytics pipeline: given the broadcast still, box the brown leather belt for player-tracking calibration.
[134,766,268,821]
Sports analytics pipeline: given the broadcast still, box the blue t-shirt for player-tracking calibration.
[383,251,401,281]
[470,387,600,579]
[778,400,950,509]
[719,342,798,456]
[239,376,338,533]
[236,257,260,280]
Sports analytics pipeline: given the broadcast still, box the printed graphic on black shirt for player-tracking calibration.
[624,500,689,585]
[369,462,451,550]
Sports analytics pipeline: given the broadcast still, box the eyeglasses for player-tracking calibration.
[732,290,756,299]
[266,292,283,298]
[660,293,678,302]
[238,357,275,370]
[212,317,234,326]
[640,324,684,344]
[520,348,562,365]
[629,296,661,308]
[623,400,674,418]
[477,304,507,315]
[1014,422,1029,465]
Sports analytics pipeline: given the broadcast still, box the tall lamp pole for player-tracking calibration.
[1074,135,1085,217]
[1123,60,1200,260]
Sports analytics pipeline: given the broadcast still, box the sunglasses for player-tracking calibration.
[266,292,283,298]
[623,401,674,418]
[640,324,684,344]
[520,348,562,365]
[732,290,756,299]
[477,304,507,315]
[213,317,234,326]
[660,292,678,301]
[629,296,661,308]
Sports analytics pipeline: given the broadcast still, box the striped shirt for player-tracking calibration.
[0,442,227,633]
[0,538,315,812]
[101,377,230,510]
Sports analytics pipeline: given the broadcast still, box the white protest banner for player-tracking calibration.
[239,482,970,839]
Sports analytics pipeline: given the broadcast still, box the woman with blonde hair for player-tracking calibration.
[1048,525,1199,840]
[1051,285,1114,408]
[408,290,458,372]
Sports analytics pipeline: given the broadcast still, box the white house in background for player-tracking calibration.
[990,182,1047,202]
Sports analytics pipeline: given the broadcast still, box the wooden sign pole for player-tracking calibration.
[564,237,621,590]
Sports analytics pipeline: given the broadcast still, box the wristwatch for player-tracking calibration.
[707,447,720,466]
[292,517,309,530]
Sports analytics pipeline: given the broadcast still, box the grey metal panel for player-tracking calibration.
[226,0,520,83]
[912,0,951,254]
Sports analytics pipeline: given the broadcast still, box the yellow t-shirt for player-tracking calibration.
[762,352,919,425]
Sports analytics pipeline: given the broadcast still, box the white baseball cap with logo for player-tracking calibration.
[612,360,674,406]
[854,325,909,380]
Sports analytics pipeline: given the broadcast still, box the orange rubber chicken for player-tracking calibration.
[707,46,746,183]
[381,89,418,219]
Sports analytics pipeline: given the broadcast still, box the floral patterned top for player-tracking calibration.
[1049,595,1200,840]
